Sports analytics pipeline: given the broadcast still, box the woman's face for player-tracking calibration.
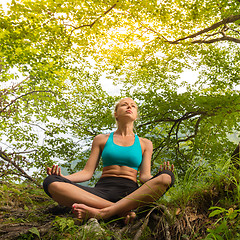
[114,98,138,122]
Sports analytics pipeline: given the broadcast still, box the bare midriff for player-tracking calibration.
[100,165,138,182]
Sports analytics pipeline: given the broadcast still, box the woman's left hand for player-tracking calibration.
[159,161,174,172]
[47,165,63,176]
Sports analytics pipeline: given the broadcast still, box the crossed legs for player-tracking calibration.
[47,182,114,208]
[72,173,172,221]
[44,172,173,223]
[47,181,137,223]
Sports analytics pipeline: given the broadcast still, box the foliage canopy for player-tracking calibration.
[0,0,239,183]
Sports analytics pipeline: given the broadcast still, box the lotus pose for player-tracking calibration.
[43,97,174,223]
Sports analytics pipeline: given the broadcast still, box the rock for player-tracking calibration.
[81,218,106,237]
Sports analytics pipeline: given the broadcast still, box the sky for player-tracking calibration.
[0,0,10,11]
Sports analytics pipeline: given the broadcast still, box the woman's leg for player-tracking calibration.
[43,175,114,208]
[44,176,137,222]
[43,175,137,222]
[73,172,173,220]
[48,181,115,208]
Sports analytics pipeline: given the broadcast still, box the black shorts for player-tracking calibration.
[43,170,174,203]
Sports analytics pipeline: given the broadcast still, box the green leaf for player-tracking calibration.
[209,207,226,217]
[28,227,41,239]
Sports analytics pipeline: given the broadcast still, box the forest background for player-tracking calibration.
[0,0,240,239]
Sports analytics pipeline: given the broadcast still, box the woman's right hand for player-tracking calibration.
[159,161,174,172]
[47,165,63,177]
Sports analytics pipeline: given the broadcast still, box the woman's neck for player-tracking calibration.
[115,122,134,136]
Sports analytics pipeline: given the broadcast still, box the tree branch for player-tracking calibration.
[0,90,55,114]
[169,15,240,44]
[176,115,202,144]
[68,2,118,33]
[191,35,240,44]
[138,111,206,128]
[145,15,240,44]
[22,121,48,132]
[8,149,37,155]
[0,150,41,187]
[147,111,207,161]
[0,76,30,95]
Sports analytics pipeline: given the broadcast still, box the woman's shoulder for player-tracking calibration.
[92,134,111,151]
[93,133,111,144]
[139,137,153,150]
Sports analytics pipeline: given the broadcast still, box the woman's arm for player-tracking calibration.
[47,134,106,183]
[138,138,174,184]
[139,138,153,183]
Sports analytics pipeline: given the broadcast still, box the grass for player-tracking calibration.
[0,158,239,239]
[156,157,240,240]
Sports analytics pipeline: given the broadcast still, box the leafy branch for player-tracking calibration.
[0,77,30,94]
[66,2,118,33]
[138,111,206,128]
[142,98,240,162]
[169,15,240,44]
[149,112,204,163]
[145,15,240,44]
[0,149,41,187]
[0,90,55,114]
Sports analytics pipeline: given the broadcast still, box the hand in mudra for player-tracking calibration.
[47,165,63,176]
[159,161,174,172]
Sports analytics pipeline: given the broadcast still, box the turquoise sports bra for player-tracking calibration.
[101,132,143,170]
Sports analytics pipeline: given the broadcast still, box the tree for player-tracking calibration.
[0,0,239,184]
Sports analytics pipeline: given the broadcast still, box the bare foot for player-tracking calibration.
[72,203,102,220]
[72,203,136,224]
[124,211,136,224]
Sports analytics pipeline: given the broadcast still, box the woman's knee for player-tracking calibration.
[154,174,172,188]
[47,181,63,193]
[43,175,64,197]
[43,175,56,189]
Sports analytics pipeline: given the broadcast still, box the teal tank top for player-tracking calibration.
[101,132,143,170]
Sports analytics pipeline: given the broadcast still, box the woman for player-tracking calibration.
[43,97,174,223]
